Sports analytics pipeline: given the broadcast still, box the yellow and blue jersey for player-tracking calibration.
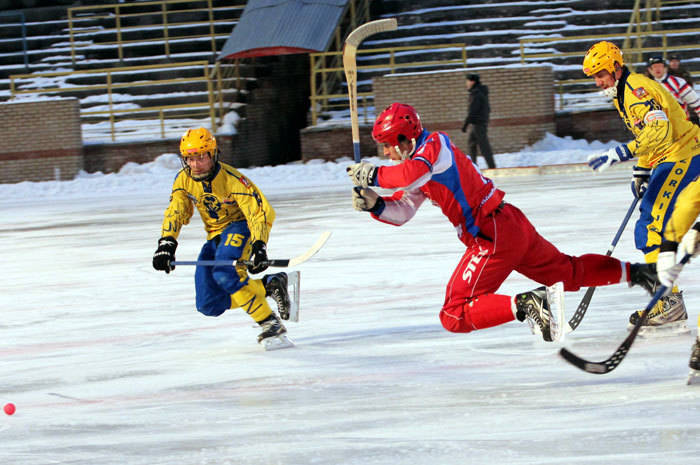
[160,161,275,243]
[611,67,700,260]
[614,67,700,168]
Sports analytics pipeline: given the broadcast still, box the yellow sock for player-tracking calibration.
[230,279,272,323]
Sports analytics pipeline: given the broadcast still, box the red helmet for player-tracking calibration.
[372,103,423,146]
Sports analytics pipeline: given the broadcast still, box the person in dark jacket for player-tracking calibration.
[668,54,694,87]
[461,74,496,169]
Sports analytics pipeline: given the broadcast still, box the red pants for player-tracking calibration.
[439,204,625,333]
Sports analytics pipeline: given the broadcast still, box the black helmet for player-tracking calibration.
[647,56,665,67]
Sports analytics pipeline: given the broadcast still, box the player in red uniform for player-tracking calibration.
[348,103,658,340]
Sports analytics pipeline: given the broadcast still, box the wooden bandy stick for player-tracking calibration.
[343,18,398,162]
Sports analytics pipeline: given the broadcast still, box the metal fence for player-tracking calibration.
[67,0,244,66]
[10,61,219,142]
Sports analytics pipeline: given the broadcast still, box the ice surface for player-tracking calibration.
[1,139,698,464]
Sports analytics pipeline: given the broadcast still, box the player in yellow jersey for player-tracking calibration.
[152,127,291,346]
[655,176,700,380]
[583,41,700,334]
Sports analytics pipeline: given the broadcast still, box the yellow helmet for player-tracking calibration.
[179,127,219,180]
[582,41,623,76]
[180,127,217,157]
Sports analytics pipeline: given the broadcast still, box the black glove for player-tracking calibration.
[153,237,177,273]
[247,240,269,274]
[631,166,651,199]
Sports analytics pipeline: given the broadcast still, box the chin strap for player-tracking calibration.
[180,151,219,181]
[395,139,417,160]
[603,81,619,99]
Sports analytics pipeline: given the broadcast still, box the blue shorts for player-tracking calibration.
[194,221,251,317]
[635,155,700,259]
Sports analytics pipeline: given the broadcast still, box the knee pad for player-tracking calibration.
[196,297,229,317]
[439,304,475,334]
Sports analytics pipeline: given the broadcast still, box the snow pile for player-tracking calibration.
[0,133,621,201]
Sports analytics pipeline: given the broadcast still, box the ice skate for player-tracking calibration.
[628,291,690,336]
[264,272,290,319]
[257,313,293,350]
[688,337,700,386]
[263,271,300,322]
[628,263,660,295]
[516,286,556,342]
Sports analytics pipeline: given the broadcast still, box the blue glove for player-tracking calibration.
[631,166,651,199]
[587,145,633,172]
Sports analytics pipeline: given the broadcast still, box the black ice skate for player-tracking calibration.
[690,337,700,370]
[256,313,293,351]
[628,263,660,295]
[515,287,553,342]
[257,313,287,342]
[264,272,291,320]
[688,338,700,386]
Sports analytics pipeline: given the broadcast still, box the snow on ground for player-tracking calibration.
[0,132,617,200]
[1,135,698,464]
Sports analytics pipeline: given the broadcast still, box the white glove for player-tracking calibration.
[656,250,682,288]
[352,187,380,212]
[347,162,377,188]
[587,145,633,172]
[680,224,700,258]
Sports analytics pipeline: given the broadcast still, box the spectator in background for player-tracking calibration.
[647,56,700,126]
[461,74,496,169]
[668,54,694,87]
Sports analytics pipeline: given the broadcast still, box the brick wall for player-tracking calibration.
[0,76,631,184]
[373,66,557,156]
[0,98,82,183]
[300,122,377,162]
[300,66,559,162]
